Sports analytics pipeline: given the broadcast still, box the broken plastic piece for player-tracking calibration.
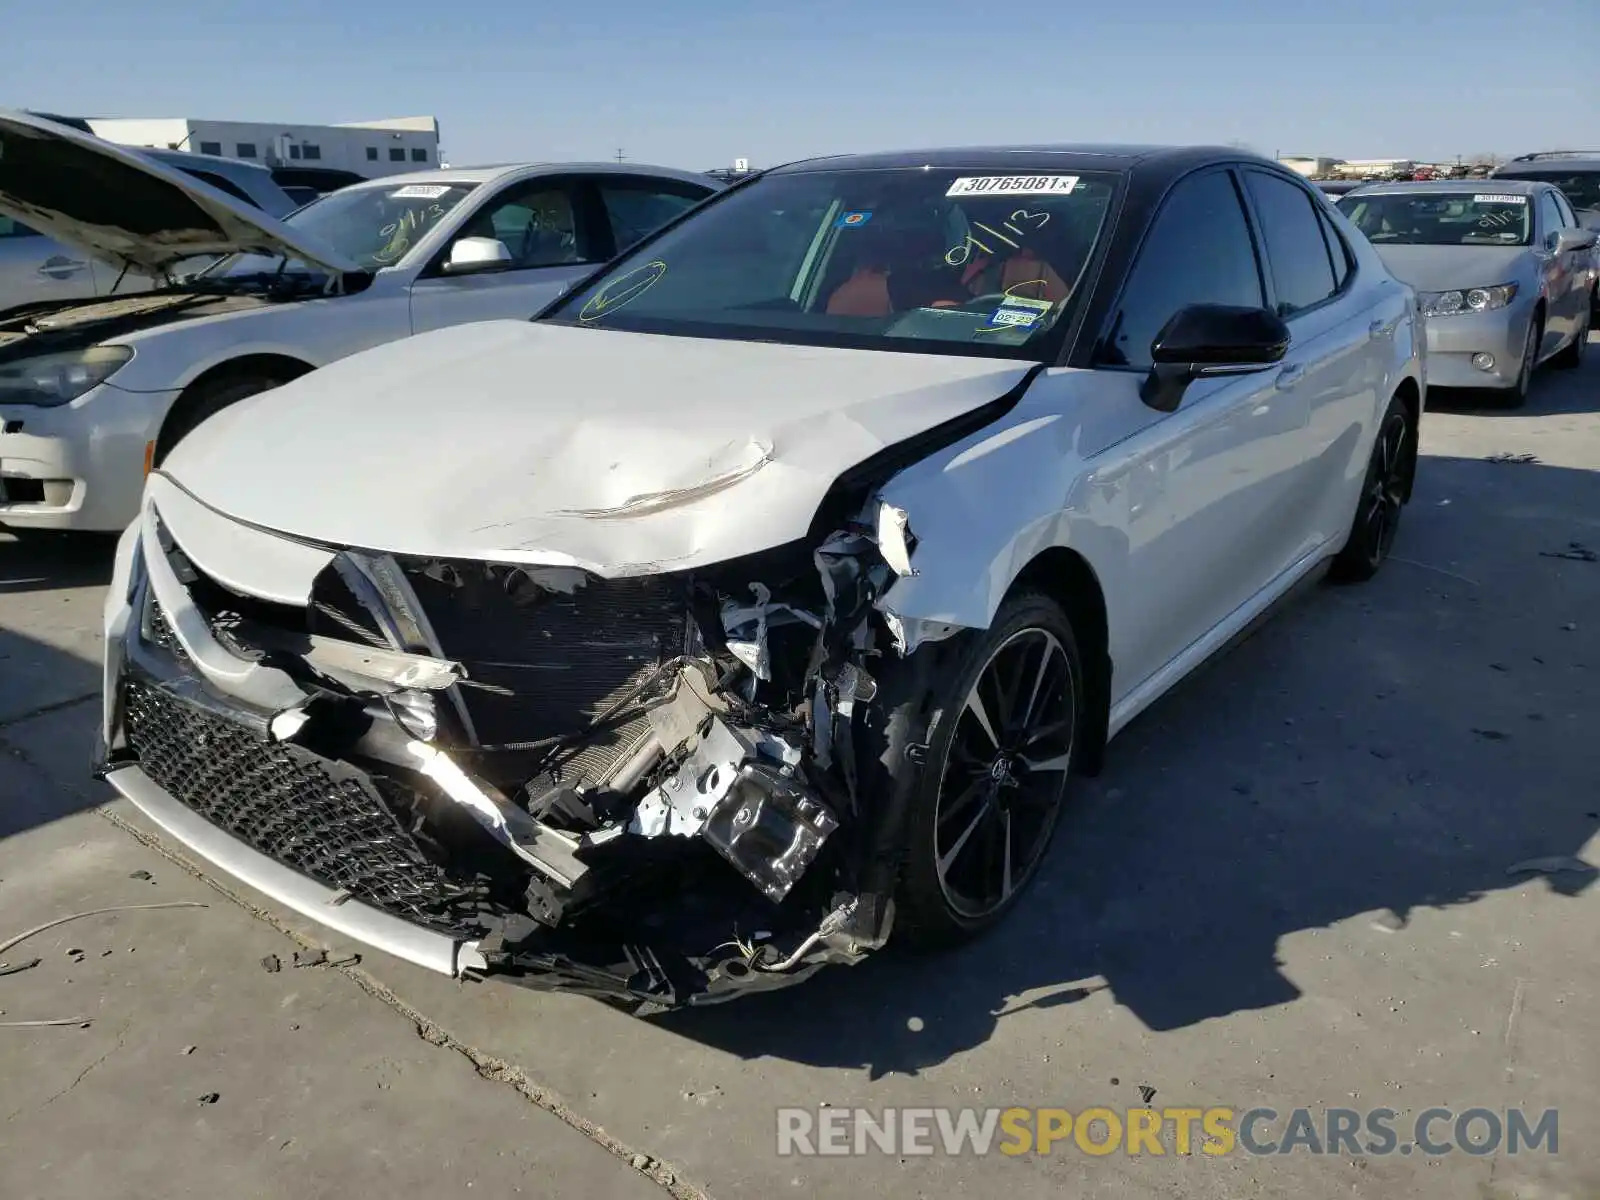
[875,502,917,576]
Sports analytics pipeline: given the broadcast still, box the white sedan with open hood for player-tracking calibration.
[100,145,1424,1010]
[0,109,718,532]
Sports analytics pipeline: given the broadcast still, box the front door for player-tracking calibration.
[1083,166,1313,700]
[0,218,100,313]
[408,177,603,334]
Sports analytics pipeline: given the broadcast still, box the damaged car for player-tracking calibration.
[0,108,718,533]
[98,145,1425,1011]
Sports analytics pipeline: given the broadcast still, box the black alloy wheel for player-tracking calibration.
[893,592,1083,944]
[1330,398,1413,582]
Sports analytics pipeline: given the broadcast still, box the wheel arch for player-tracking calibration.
[153,353,315,464]
[1391,375,1421,501]
[1001,546,1112,776]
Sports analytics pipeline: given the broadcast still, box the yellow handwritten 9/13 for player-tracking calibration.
[998,1107,1237,1156]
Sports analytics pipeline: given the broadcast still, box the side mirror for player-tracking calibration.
[443,236,513,274]
[1554,227,1598,253]
[1138,304,1291,413]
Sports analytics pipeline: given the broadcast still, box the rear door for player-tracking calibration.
[1239,167,1382,551]
[0,214,101,311]
[408,175,606,333]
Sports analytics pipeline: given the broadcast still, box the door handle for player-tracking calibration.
[37,256,88,279]
[1274,363,1305,390]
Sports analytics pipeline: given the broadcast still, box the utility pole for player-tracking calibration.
[614,148,625,163]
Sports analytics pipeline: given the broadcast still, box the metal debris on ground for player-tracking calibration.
[182,1045,196,1055]
[1506,856,1596,878]
[196,1092,220,1105]
[260,954,282,973]
[1138,1084,1158,1103]
[0,902,207,961]
[0,1017,92,1028]
[291,948,327,969]
[1540,542,1597,562]
[128,870,154,882]
[1485,452,1539,464]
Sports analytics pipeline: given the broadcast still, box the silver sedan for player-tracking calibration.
[1337,180,1597,406]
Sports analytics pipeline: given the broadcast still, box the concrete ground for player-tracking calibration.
[2,344,1597,1199]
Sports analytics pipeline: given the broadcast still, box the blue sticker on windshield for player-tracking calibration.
[978,295,1053,332]
[836,211,873,229]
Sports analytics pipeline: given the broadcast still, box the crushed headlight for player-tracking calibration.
[0,346,133,407]
[1418,283,1518,317]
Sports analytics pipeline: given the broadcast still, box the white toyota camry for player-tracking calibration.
[0,109,718,533]
[99,144,1425,1010]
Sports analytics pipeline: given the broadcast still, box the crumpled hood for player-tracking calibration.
[1369,244,1532,293]
[0,108,358,277]
[162,321,1037,574]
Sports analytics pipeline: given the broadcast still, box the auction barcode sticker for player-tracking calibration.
[947,175,1079,197]
[1473,194,1527,204]
[391,184,452,199]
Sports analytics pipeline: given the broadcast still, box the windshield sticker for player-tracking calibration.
[946,209,1052,267]
[977,294,1054,333]
[835,210,873,229]
[391,184,452,199]
[1473,194,1527,205]
[578,260,667,323]
[947,175,1079,198]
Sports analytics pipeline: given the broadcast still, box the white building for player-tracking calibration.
[84,115,441,179]
[1278,156,1344,179]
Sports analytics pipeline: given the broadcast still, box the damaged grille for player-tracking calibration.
[401,563,691,779]
[121,679,486,937]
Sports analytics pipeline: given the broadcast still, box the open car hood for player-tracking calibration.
[160,321,1038,575]
[0,109,359,277]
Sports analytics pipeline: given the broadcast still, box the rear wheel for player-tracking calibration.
[1330,396,1413,583]
[893,592,1082,946]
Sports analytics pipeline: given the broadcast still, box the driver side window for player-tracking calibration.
[1099,170,1265,370]
[463,183,585,269]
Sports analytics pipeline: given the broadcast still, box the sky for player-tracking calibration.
[5,0,1596,171]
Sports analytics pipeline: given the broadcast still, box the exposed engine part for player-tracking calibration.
[755,897,859,972]
[702,759,839,903]
[629,716,755,838]
[719,581,822,681]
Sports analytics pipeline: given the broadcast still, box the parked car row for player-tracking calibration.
[1320,163,1599,406]
[0,110,722,531]
[28,132,1437,1009]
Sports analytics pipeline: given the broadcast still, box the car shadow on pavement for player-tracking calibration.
[0,535,116,837]
[658,452,1600,1076]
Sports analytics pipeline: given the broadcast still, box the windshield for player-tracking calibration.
[1492,169,1600,213]
[1337,192,1532,246]
[205,181,479,279]
[543,167,1120,360]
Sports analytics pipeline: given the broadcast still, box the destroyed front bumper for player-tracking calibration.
[95,494,888,1010]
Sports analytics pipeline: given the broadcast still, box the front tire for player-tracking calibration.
[1504,313,1541,408]
[1552,305,1590,370]
[893,592,1083,946]
[154,375,286,467]
[1330,396,1413,583]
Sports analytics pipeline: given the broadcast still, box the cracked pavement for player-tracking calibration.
[2,345,1598,1198]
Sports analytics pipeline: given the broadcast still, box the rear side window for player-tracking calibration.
[597,180,709,253]
[1537,190,1565,238]
[1316,206,1351,290]
[182,168,261,209]
[1243,171,1337,315]
[1099,169,1264,370]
